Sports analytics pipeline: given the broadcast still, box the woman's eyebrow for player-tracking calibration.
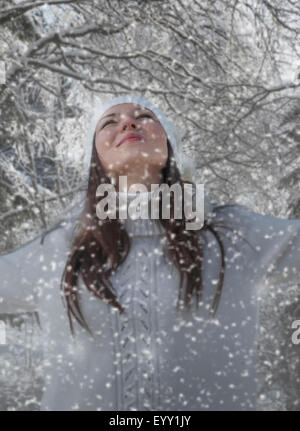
[99,112,116,123]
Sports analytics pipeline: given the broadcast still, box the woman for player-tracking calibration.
[1,94,300,411]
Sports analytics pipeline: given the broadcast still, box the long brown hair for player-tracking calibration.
[61,134,228,337]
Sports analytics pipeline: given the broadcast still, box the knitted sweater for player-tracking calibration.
[1,192,300,411]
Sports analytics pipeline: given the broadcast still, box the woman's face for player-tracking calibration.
[94,103,168,179]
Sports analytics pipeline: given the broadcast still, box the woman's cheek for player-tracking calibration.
[96,135,113,155]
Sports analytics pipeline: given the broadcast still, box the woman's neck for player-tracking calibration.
[111,170,164,193]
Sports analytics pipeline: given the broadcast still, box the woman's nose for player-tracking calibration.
[121,117,138,130]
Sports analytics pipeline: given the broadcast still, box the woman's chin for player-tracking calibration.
[116,152,152,167]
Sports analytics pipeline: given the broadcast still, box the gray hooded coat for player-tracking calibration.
[1,191,300,411]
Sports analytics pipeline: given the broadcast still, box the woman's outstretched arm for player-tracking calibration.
[215,205,300,288]
[0,234,45,309]
[0,197,83,309]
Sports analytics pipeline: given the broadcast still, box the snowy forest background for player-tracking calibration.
[0,0,300,410]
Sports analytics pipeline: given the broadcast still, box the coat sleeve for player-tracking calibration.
[0,198,83,310]
[0,233,45,309]
[214,205,300,288]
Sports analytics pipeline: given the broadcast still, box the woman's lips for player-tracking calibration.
[117,136,143,147]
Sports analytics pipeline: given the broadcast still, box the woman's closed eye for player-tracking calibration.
[100,114,153,130]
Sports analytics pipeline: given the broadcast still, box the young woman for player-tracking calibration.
[1,94,300,411]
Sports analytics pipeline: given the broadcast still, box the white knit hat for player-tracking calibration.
[85,92,197,182]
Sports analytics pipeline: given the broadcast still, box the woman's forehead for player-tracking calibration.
[99,103,155,120]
